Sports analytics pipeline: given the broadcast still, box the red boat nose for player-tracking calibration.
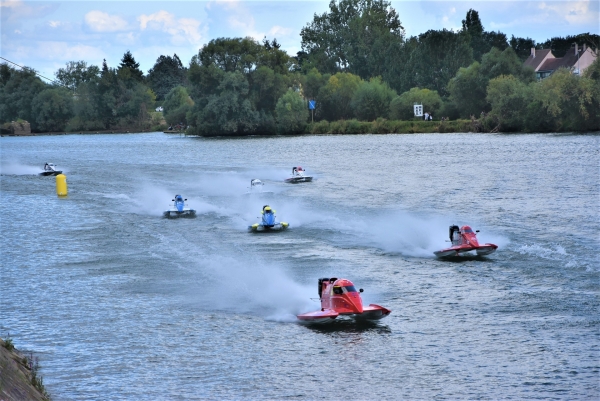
[345,292,364,313]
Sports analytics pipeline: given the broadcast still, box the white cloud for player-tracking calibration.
[9,42,105,64]
[138,11,204,46]
[538,0,596,25]
[117,32,139,46]
[268,26,293,37]
[85,10,129,32]
[48,20,61,28]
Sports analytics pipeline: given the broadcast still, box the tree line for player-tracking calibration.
[1,0,598,134]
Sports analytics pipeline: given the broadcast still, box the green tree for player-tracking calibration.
[389,87,442,120]
[275,89,308,133]
[509,35,537,61]
[531,68,598,131]
[461,9,507,61]
[539,33,599,57]
[146,54,187,101]
[318,72,362,120]
[300,0,405,78]
[447,61,487,118]
[350,76,396,120]
[405,29,473,97]
[486,75,530,131]
[251,66,289,113]
[448,47,535,118]
[163,86,194,126]
[191,71,259,135]
[117,50,144,85]
[0,64,47,124]
[55,61,100,92]
[31,87,74,132]
[480,47,535,82]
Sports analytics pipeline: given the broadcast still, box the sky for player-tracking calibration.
[1,0,598,82]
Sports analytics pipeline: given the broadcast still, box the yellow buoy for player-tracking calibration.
[56,174,68,196]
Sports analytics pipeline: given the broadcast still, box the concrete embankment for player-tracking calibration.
[0,338,49,401]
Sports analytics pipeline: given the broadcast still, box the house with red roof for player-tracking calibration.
[524,44,597,80]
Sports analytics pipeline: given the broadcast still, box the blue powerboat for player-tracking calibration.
[248,205,289,232]
[163,195,196,218]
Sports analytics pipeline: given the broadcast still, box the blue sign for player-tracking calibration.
[308,100,316,110]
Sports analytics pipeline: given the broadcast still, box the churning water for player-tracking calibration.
[1,132,598,400]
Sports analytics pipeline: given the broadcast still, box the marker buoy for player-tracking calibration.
[56,174,68,196]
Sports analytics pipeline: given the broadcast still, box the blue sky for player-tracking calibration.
[1,0,598,82]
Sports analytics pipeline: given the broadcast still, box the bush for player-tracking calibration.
[390,87,442,120]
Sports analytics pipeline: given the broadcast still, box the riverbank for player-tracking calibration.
[0,337,50,401]
[304,118,481,135]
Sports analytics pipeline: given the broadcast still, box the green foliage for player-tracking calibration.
[31,87,74,132]
[448,47,536,119]
[539,33,599,57]
[389,87,442,120]
[480,47,535,82]
[350,77,397,120]
[0,64,47,124]
[251,66,289,113]
[318,72,362,120]
[462,9,507,61]
[583,57,600,81]
[447,62,487,118]
[531,68,599,131]
[163,86,193,126]
[3,333,14,351]
[486,75,530,131]
[55,61,100,92]
[190,71,259,135]
[300,0,405,78]
[306,118,472,134]
[404,29,474,97]
[117,50,144,83]
[509,35,537,61]
[146,54,187,101]
[275,89,308,133]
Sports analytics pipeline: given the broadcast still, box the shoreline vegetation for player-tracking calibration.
[0,336,50,401]
[4,115,599,138]
[3,118,598,138]
[1,3,599,136]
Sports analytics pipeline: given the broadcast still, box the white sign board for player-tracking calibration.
[414,104,423,117]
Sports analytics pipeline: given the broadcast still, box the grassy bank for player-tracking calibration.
[304,118,479,135]
[0,336,50,401]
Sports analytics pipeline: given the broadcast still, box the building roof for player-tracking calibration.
[523,49,553,70]
[537,50,587,72]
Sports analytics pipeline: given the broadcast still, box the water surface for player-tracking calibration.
[1,132,598,400]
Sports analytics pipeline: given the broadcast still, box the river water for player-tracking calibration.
[1,132,598,400]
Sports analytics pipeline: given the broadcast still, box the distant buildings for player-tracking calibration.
[524,44,598,80]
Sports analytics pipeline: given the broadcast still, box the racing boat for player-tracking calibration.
[297,277,391,323]
[285,166,312,183]
[163,195,196,218]
[246,179,273,195]
[39,163,62,176]
[434,225,498,257]
[248,205,289,232]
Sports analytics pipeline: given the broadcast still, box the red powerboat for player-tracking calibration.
[285,166,313,183]
[434,225,498,258]
[297,278,391,323]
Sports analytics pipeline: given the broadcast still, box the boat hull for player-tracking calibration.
[434,244,498,258]
[163,209,196,218]
[248,222,289,232]
[285,176,313,183]
[39,171,62,176]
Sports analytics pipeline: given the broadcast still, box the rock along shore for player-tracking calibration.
[0,338,50,401]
